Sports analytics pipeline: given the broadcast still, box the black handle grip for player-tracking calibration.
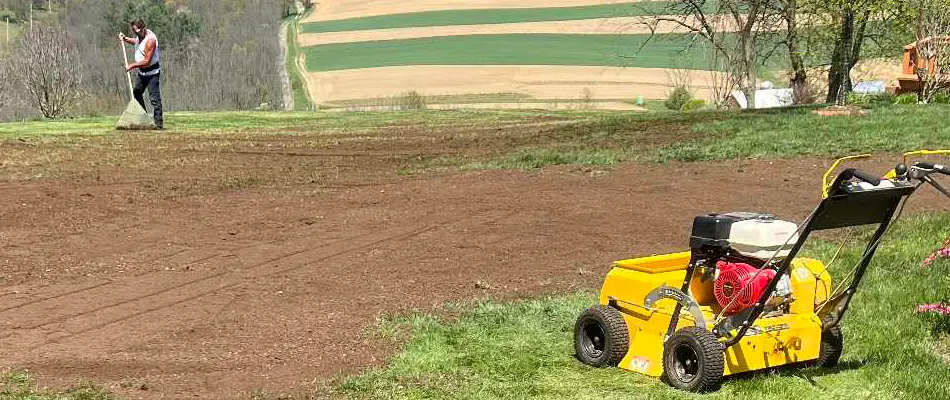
[842,168,880,185]
[917,161,950,176]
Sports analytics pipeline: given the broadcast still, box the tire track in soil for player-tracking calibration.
[0,209,504,356]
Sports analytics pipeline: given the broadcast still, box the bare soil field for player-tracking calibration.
[303,0,649,22]
[307,65,723,105]
[297,16,722,46]
[0,117,940,399]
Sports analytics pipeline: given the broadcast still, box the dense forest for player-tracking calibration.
[0,0,287,121]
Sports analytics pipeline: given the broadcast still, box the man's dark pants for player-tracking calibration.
[133,72,164,128]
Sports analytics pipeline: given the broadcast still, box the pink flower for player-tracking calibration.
[917,303,950,315]
[923,241,950,266]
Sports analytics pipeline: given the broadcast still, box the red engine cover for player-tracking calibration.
[713,261,776,314]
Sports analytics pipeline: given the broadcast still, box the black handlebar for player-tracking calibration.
[915,162,950,176]
[843,168,881,186]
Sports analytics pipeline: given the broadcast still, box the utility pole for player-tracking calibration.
[5,17,8,46]
[29,2,33,33]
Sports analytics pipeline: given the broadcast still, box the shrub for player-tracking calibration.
[0,10,16,22]
[681,99,706,112]
[930,90,950,104]
[847,92,896,108]
[397,90,427,110]
[665,86,692,111]
[896,93,920,105]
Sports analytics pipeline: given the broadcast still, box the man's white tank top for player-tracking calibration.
[135,30,161,76]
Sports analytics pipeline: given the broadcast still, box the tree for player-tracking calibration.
[813,0,910,104]
[773,0,812,104]
[646,0,785,109]
[9,22,84,118]
[911,0,950,102]
[0,57,9,110]
[103,0,200,52]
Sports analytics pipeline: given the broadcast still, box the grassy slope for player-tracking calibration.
[337,213,950,399]
[302,33,720,72]
[299,2,713,33]
[3,105,949,167]
[655,105,950,162]
[443,105,950,170]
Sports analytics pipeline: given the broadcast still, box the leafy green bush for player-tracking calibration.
[896,93,920,105]
[0,9,17,22]
[665,86,692,111]
[681,99,706,112]
[847,92,896,108]
[931,90,950,104]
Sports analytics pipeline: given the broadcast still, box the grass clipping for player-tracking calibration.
[116,100,155,130]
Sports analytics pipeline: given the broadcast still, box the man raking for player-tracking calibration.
[118,19,163,130]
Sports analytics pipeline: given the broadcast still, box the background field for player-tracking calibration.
[302,34,728,72]
[299,2,705,33]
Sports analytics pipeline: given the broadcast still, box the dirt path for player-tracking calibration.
[1,148,944,398]
[279,18,293,111]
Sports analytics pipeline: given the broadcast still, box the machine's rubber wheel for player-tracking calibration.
[574,305,629,367]
[662,326,724,392]
[818,315,843,368]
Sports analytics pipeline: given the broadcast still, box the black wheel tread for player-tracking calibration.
[574,305,630,367]
[663,326,724,392]
[818,315,843,367]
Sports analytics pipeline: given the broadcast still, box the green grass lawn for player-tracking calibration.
[424,104,950,171]
[299,2,714,34]
[302,33,720,72]
[654,105,950,162]
[335,213,950,399]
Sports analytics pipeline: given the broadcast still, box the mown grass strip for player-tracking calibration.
[302,33,721,72]
[300,2,713,34]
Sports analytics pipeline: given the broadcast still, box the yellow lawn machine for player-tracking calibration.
[573,150,950,392]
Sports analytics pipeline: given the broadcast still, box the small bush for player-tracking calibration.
[665,86,692,111]
[930,90,950,104]
[681,99,706,112]
[847,92,896,108]
[0,10,16,22]
[896,93,920,105]
[396,90,427,110]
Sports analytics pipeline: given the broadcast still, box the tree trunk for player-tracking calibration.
[741,32,757,109]
[785,0,808,103]
[827,9,855,104]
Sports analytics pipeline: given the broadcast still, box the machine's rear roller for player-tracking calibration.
[818,315,843,367]
[574,305,629,367]
[662,327,724,392]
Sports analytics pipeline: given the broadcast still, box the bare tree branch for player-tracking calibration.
[9,22,84,118]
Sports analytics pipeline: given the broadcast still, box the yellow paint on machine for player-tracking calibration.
[598,251,832,378]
